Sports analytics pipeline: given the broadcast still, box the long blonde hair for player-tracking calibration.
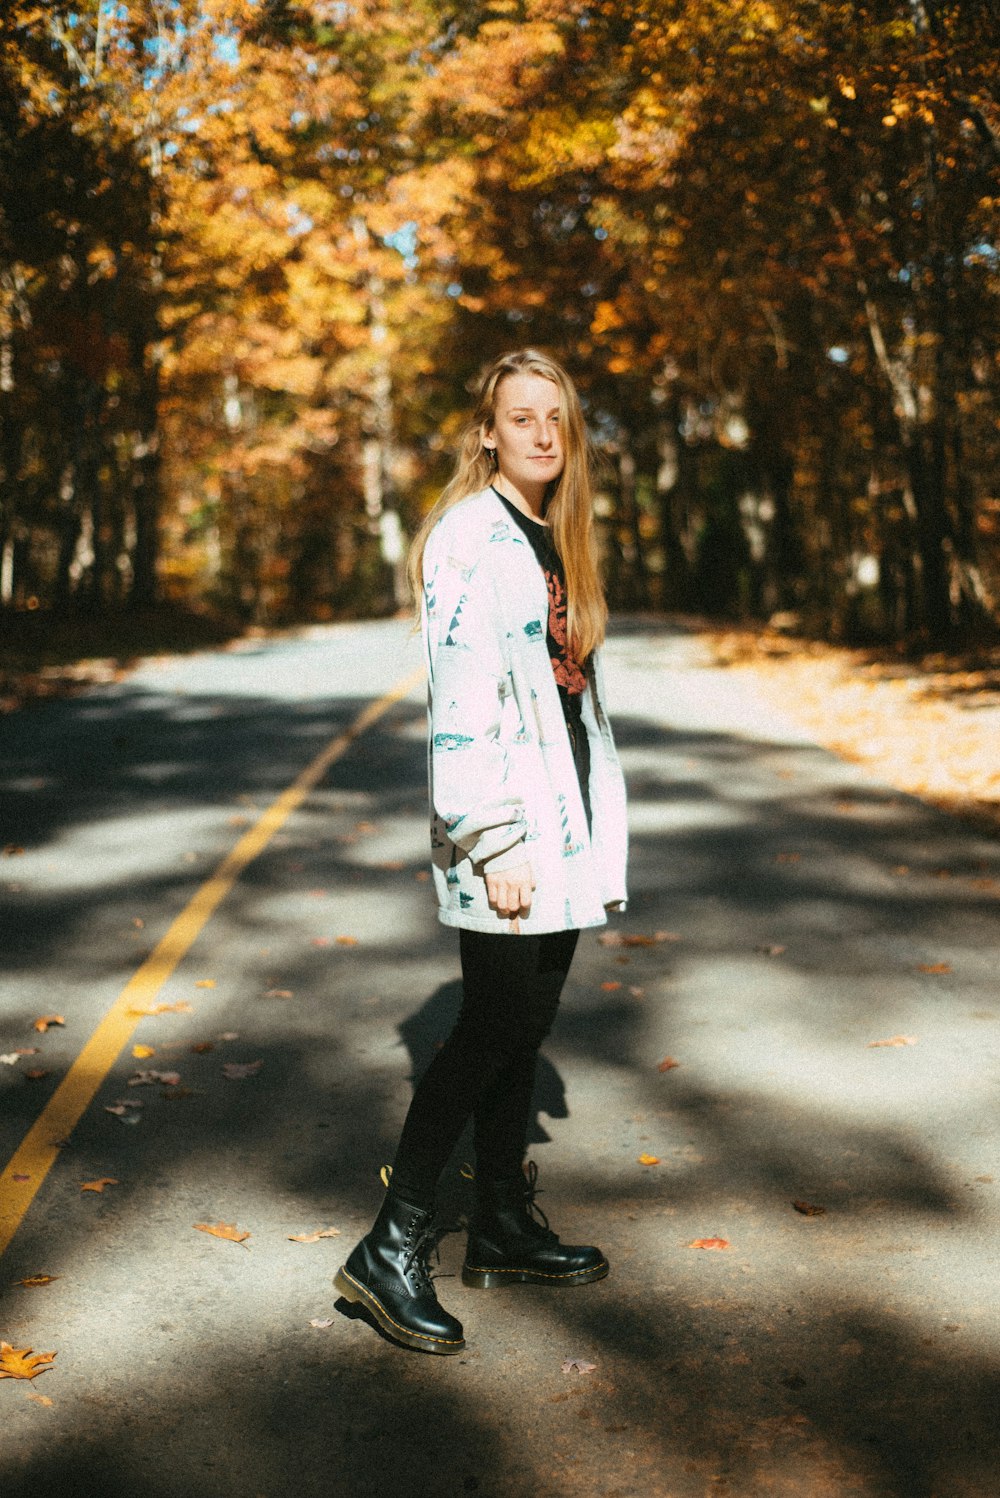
[407,348,607,660]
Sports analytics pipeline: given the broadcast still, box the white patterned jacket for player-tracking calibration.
[421,487,628,935]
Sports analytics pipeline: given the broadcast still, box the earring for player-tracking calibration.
[485,446,498,470]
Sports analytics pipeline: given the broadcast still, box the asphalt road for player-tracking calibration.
[2,617,1000,1498]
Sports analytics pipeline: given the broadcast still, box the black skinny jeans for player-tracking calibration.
[389,698,591,1210]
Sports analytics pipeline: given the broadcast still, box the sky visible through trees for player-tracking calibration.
[1,0,998,642]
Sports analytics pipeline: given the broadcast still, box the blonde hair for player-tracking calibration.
[407,348,607,660]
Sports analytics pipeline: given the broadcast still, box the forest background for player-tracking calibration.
[2,0,999,648]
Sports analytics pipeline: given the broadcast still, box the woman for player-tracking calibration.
[334,348,628,1354]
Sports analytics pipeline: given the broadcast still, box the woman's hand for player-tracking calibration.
[485,861,535,919]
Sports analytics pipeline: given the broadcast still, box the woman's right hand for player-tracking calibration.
[485,862,535,919]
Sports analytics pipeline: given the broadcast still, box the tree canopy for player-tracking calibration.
[2,0,998,641]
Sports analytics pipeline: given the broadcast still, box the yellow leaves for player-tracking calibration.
[637,1153,660,1166]
[132,1044,156,1059]
[193,1222,251,1244]
[32,1015,64,1034]
[194,979,216,989]
[127,1001,194,1018]
[0,1343,56,1380]
[80,1178,119,1194]
[14,1275,59,1288]
[287,1227,341,1243]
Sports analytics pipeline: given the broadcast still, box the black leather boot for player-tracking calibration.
[462,1162,609,1288]
[334,1186,465,1354]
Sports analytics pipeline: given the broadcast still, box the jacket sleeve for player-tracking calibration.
[422,537,528,872]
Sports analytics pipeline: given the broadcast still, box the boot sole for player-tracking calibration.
[333,1267,466,1354]
[462,1258,610,1289]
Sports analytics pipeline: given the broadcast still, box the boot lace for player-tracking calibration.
[522,1160,554,1237]
[403,1216,460,1289]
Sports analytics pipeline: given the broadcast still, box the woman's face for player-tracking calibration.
[485,373,564,497]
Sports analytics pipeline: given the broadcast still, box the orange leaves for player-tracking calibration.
[0,1343,56,1381]
[14,1275,59,1288]
[689,1238,730,1251]
[597,930,679,947]
[80,1178,119,1194]
[917,962,951,975]
[657,1056,680,1072]
[868,1035,918,1048]
[637,1153,660,1166]
[32,1015,64,1033]
[287,1227,341,1243]
[127,1001,194,1018]
[193,1222,250,1245]
[792,1200,827,1217]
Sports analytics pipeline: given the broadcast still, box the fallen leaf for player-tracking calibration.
[867,1035,918,1048]
[689,1238,730,1251]
[190,1041,214,1053]
[131,1044,156,1059]
[657,1057,680,1072]
[161,1086,195,1100]
[775,852,801,864]
[755,944,787,957]
[0,1054,21,1066]
[26,1393,54,1407]
[12,1173,30,1182]
[792,1200,827,1217]
[335,935,359,947]
[308,1318,335,1329]
[126,1001,194,1017]
[193,1222,250,1244]
[263,990,294,1000]
[288,1227,342,1243]
[0,1343,56,1380]
[80,1178,119,1194]
[311,936,331,947]
[104,1099,144,1120]
[132,917,145,929]
[917,962,952,975]
[415,870,431,882]
[127,1069,181,1087]
[3,845,25,857]
[24,1069,50,1081]
[222,1060,262,1079]
[217,1031,239,1042]
[562,1358,597,1374]
[638,1153,660,1166]
[601,981,622,991]
[15,1047,39,1056]
[14,1275,59,1288]
[195,979,216,989]
[598,930,679,947]
[892,865,910,876]
[628,986,645,998]
[32,1015,64,1033]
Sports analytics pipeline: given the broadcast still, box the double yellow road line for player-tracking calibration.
[0,666,424,1260]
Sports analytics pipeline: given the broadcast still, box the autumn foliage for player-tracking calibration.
[1,1,998,641]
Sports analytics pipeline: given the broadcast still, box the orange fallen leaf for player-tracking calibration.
[26,1392,54,1407]
[14,1276,59,1288]
[336,935,359,947]
[264,989,294,1000]
[867,1035,918,1048]
[3,845,25,857]
[689,1238,730,1251]
[775,852,802,863]
[132,1044,155,1060]
[193,1222,250,1244]
[127,1001,194,1017]
[601,981,622,991]
[311,936,331,947]
[0,1343,56,1380]
[415,870,430,882]
[32,1015,64,1033]
[24,1069,50,1081]
[792,1200,827,1217]
[657,1057,680,1072]
[194,979,216,989]
[190,1041,214,1053]
[598,930,680,947]
[755,944,786,957]
[80,1178,119,1194]
[638,1153,660,1166]
[287,1227,342,1243]
[917,962,952,975]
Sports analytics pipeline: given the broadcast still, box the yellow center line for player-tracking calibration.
[0,665,425,1261]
